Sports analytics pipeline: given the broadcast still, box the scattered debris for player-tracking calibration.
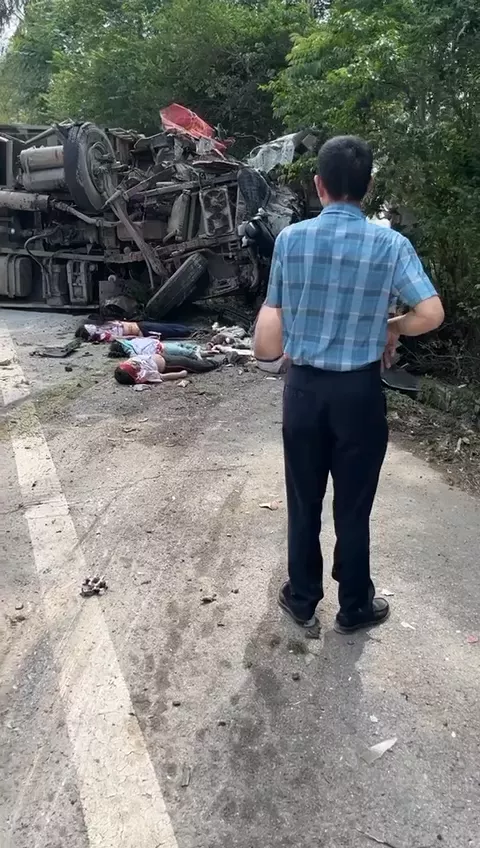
[360,737,397,765]
[181,765,191,788]
[381,589,395,597]
[81,577,108,597]
[401,621,416,630]
[133,384,151,392]
[259,500,281,511]
[172,700,182,707]
[65,364,73,372]
[8,612,27,625]
[177,379,189,388]
[31,339,81,358]
[466,634,479,645]
[356,829,401,848]
[370,715,379,723]
[292,672,301,681]
[201,595,216,605]
[217,719,227,727]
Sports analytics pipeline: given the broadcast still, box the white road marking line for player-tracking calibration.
[0,325,178,848]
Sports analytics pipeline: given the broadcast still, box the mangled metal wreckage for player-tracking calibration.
[0,106,317,319]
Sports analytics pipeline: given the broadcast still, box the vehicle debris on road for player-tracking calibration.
[360,737,397,764]
[181,765,192,788]
[81,577,108,597]
[31,338,81,358]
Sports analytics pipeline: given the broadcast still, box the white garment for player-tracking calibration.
[130,355,164,383]
[256,356,287,375]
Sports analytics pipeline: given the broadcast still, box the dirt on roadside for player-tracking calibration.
[387,391,480,496]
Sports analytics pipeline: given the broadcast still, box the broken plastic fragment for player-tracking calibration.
[360,737,397,764]
[401,621,415,630]
[467,635,479,645]
[259,501,281,511]
[370,715,379,723]
[381,589,395,597]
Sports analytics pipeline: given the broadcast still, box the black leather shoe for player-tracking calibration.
[334,597,390,634]
[278,582,321,639]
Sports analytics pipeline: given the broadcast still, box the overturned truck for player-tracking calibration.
[0,110,314,319]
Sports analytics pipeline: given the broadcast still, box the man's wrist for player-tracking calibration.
[387,315,403,336]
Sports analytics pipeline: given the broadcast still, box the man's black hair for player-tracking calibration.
[108,340,126,358]
[75,325,90,341]
[114,366,135,385]
[317,135,373,202]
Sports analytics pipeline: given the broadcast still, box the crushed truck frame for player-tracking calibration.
[0,114,315,319]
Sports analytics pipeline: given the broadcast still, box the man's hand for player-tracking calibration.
[382,322,401,370]
[383,296,444,370]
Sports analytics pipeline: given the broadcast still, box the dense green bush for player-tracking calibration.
[271,0,480,376]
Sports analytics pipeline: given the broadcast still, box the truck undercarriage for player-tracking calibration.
[0,110,314,320]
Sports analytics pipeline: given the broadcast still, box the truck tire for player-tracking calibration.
[145,253,208,319]
[64,123,117,213]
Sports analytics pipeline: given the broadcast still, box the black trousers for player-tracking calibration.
[283,362,388,620]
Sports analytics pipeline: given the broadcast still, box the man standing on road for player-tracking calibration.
[254,136,444,635]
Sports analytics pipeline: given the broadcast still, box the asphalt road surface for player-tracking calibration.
[1,309,479,848]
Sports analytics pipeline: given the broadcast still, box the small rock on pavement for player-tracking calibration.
[172,700,182,707]
[259,500,281,511]
[9,613,27,624]
[292,672,301,681]
[15,603,24,611]
[65,365,73,372]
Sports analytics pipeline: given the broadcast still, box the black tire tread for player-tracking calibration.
[145,253,208,319]
[64,123,115,213]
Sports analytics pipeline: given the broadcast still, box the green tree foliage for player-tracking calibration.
[272,0,480,352]
[0,0,23,30]
[0,0,312,151]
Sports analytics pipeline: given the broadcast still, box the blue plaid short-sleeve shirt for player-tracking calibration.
[265,202,437,371]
